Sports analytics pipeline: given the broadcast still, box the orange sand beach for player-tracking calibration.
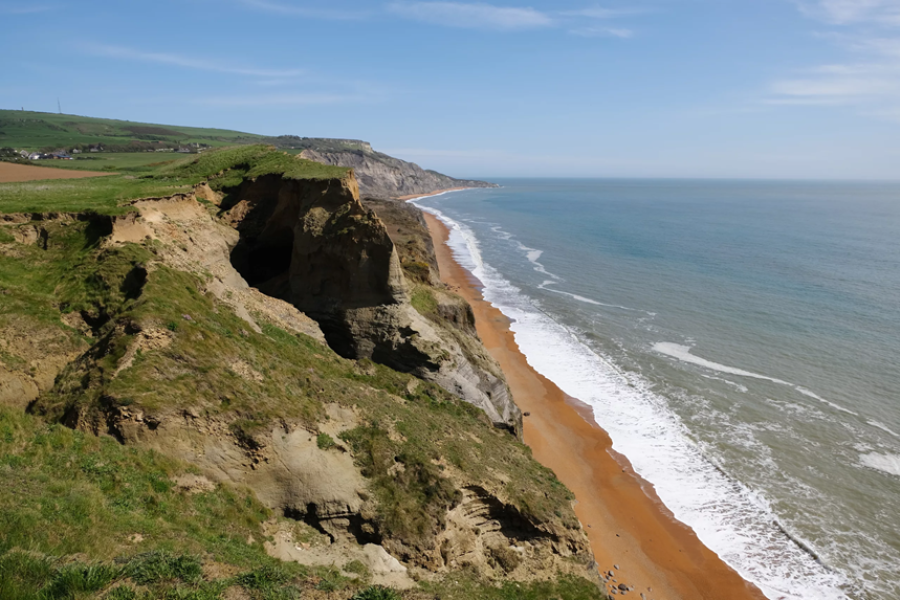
[423,211,766,600]
[0,162,112,183]
[393,187,473,201]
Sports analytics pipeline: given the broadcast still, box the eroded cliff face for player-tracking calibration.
[222,173,520,432]
[299,148,497,199]
[0,149,598,595]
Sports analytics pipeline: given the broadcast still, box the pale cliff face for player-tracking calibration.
[222,171,520,433]
[299,149,497,199]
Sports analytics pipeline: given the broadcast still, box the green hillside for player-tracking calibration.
[0,109,377,157]
[0,109,265,153]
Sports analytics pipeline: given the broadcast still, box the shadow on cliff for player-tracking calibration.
[219,172,521,433]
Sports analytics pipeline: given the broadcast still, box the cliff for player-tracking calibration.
[0,146,601,599]
[220,172,519,431]
[299,147,497,199]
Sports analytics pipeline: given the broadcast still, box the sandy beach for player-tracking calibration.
[423,211,767,600]
[393,187,473,201]
[0,162,111,183]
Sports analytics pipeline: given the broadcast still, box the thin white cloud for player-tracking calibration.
[82,43,304,78]
[235,1,639,37]
[770,1,900,117]
[769,60,900,106]
[771,73,899,99]
[559,7,645,19]
[235,0,370,19]
[797,0,900,26]
[386,1,554,30]
[570,26,633,38]
[194,93,371,107]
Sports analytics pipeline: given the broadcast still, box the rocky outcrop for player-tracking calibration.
[111,189,326,342]
[299,148,497,199]
[75,402,592,584]
[222,172,520,432]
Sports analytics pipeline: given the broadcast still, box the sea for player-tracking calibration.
[412,179,900,600]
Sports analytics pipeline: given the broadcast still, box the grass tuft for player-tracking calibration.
[351,585,402,600]
[316,432,336,450]
[125,552,203,585]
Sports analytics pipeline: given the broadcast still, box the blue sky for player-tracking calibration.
[2,0,899,179]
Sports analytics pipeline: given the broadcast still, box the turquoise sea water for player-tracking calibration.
[414,179,900,600]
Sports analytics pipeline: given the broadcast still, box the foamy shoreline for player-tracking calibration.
[414,193,854,600]
[418,202,771,600]
[394,187,477,202]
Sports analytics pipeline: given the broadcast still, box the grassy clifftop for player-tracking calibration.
[0,145,348,215]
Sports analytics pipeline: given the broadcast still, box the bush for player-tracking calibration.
[316,432,336,450]
[234,564,291,590]
[105,587,138,600]
[351,585,402,600]
[125,552,202,585]
[42,563,120,599]
[0,551,53,600]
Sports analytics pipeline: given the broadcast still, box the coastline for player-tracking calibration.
[422,211,767,600]
[393,187,474,201]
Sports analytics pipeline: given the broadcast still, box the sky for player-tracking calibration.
[2,0,900,179]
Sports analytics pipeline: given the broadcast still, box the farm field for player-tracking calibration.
[27,152,189,173]
[0,161,112,183]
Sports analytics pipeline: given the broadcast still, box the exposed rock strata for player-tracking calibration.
[223,173,520,431]
[299,148,497,199]
[71,403,592,583]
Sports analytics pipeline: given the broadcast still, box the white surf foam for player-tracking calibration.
[654,343,858,416]
[404,188,473,203]
[860,453,900,477]
[795,388,858,416]
[538,281,654,313]
[540,285,604,306]
[416,203,851,600]
[654,343,792,383]
[701,374,749,393]
[515,238,559,279]
[867,420,900,439]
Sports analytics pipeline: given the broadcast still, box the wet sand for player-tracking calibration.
[423,212,766,600]
[0,162,111,183]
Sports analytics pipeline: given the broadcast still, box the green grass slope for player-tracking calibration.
[0,110,264,152]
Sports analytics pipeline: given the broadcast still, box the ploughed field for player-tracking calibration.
[0,161,112,183]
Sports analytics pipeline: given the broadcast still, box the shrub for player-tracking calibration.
[234,564,291,590]
[0,551,53,600]
[351,585,402,600]
[316,432,336,450]
[105,587,138,600]
[42,563,120,599]
[125,552,202,585]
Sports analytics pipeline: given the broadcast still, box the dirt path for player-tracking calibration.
[0,162,112,183]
